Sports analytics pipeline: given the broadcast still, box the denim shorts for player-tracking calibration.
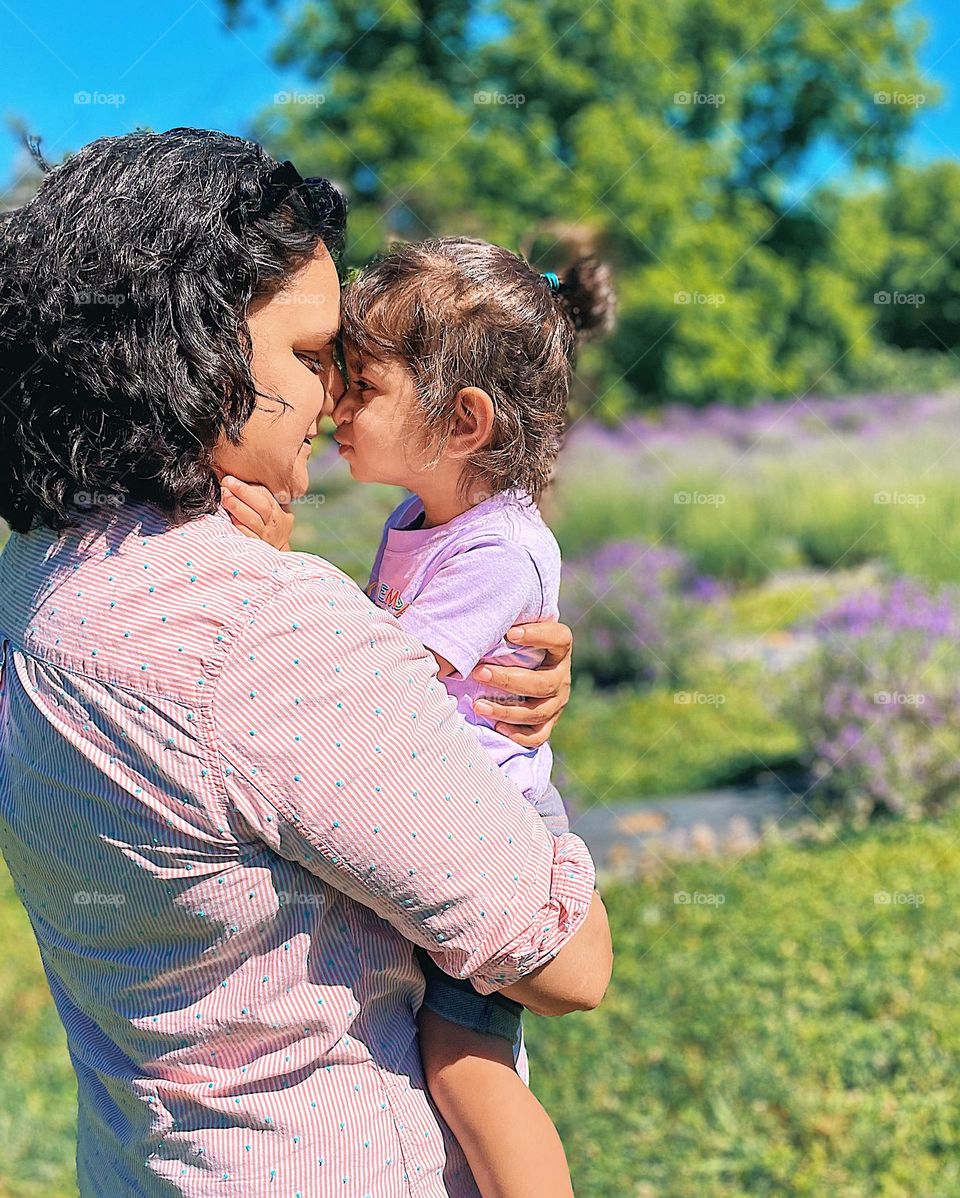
[414,944,524,1044]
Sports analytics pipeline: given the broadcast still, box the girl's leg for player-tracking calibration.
[417,1003,575,1198]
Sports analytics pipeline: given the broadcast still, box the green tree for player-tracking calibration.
[226,0,938,408]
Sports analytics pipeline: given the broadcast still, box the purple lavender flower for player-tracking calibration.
[790,576,960,820]
[561,538,721,688]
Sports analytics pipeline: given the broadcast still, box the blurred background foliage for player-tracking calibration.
[222,0,960,412]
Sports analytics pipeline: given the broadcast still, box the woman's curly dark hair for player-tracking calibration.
[0,127,347,533]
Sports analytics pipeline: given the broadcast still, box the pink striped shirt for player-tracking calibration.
[0,499,596,1197]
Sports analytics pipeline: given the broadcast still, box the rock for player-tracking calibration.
[690,821,718,854]
[618,809,669,836]
[723,814,760,853]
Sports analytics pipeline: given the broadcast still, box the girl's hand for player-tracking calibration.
[468,619,573,749]
[220,476,294,552]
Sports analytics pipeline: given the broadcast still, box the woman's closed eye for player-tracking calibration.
[295,350,331,377]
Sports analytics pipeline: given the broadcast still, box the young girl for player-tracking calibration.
[224,236,614,1197]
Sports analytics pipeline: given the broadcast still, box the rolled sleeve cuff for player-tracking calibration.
[460,829,597,997]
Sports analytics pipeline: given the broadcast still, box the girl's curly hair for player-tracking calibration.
[340,238,616,508]
[0,127,347,533]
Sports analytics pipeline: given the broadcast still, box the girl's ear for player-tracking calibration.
[452,386,496,451]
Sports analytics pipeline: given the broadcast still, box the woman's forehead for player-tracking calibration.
[262,249,341,339]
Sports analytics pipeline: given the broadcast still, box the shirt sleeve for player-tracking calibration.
[209,561,596,996]
[396,541,543,680]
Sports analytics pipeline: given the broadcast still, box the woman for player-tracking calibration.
[0,129,611,1196]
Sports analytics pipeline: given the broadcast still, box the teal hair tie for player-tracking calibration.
[542,271,561,292]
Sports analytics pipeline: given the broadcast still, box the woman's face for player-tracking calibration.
[213,245,343,502]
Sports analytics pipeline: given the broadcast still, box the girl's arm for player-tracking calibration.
[219,475,294,550]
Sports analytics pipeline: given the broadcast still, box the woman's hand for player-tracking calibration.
[468,619,573,749]
[220,476,294,551]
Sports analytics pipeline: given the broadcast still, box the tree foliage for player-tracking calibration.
[225,0,950,409]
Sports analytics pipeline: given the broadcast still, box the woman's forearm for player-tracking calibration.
[499,888,612,1016]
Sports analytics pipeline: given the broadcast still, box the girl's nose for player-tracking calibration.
[332,392,354,426]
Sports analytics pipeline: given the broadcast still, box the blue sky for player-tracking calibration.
[1,0,960,191]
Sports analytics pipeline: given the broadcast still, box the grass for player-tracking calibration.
[2,809,958,1196]
[525,807,960,1197]
[288,475,406,588]
[0,867,77,1197]
[553,673,803,801]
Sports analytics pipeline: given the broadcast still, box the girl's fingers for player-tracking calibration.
[222,476,277,525]
[220,489,266,535]
[223,509,263,540]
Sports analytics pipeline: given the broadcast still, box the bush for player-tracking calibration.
[561,539,726,689]
[787,576,960,821]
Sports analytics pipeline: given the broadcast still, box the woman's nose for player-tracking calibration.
[318,364,345,420]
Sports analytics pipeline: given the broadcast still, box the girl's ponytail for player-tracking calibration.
[552,257,617,343]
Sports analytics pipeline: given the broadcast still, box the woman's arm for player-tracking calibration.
[219,480,574,751]
[209,559,605,1008]
[499,888,612,1015]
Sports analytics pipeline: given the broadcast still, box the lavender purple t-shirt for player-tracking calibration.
[365,486,568,834]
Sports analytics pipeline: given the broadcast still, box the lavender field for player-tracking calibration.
[295,388,960,818]
[1,388,952,816]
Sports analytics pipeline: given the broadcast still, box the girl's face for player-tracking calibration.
[331,349,430,487]
[213,245,343,502]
